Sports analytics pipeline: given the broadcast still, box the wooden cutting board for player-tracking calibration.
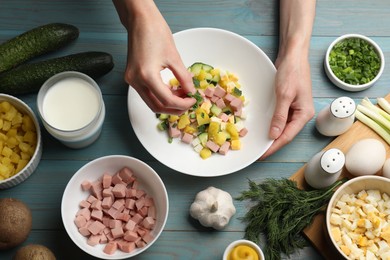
[289,94,390,260]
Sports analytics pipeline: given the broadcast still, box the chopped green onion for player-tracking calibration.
[187,91,203,110]
[328,38,381,85]
[233,87,242,97]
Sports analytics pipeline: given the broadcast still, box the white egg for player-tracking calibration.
[345,138,386,176]
[382,158,390,179]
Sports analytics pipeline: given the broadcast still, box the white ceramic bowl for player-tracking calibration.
[223,239,265,260]
[0,94,42,189]
[128,27,276,177]
[61,155,169,259]
[326,176,390,259]
[324,34,385,92]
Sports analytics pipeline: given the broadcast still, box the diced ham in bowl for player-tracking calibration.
[62,155,168,259]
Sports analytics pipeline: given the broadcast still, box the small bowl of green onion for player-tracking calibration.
[324,34,385,92]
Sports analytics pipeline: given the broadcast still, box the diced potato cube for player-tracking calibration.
[214,132,227,146]
[226,123,239,139]
[23,131,36,144]
[1,146,13,157]
[2,120,11,131]
[20,152,31,160]
[22,116,35,132]
[16,159,28,173]
[169,77,179,87]
[10,153,20,164]
[183,125,196,134]
[19,142,33,154]
[177,114,190,130]
[168,115,179,123]
[3,105,17,121]
[0,101,11,113]
[0,164,11,179]
[200,148,212,159]
[11,112,23,126]
[6,137,18,148]
[231,139,241,150]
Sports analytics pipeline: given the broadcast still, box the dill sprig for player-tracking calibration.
[236,178,347,260]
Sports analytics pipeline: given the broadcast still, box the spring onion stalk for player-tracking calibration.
[355,109,390,145]
[377,97,390,115]
[357,104,390,131]
[360,97,390,122]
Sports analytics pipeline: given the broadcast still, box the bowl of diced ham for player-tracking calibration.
[61,155,169,259]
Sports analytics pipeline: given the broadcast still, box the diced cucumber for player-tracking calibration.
[210,104,222,116]
[189,62,214,76]
[198,132,208,146]
[158,113,169,120]
[207,74,220,86]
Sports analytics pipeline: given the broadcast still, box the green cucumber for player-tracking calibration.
[0,23,79,73]
[0,51,114,95]
[189,62,214,76]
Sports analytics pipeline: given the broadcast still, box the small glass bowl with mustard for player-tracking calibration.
[223,239,264,260]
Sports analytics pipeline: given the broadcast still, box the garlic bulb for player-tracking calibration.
[189,186,236,230]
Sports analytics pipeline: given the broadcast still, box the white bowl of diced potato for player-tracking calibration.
[0,94,42,189]
[326,176,390,259]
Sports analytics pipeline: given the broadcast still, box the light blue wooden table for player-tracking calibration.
[1,1,390,259]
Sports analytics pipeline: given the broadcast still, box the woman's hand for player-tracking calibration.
[260,54,314,159]
[113,0,196,115]
[260,0,316,159]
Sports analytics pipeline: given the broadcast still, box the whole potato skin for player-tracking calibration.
[13,244,56,260]
[0,198,32,250]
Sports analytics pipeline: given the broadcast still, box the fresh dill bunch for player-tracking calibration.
[236,178,347,260]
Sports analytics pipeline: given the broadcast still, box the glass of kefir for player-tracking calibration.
[37,71,105,148]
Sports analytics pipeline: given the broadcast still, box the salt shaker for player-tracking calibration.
[315,96,356,136]
[304,148,345,189]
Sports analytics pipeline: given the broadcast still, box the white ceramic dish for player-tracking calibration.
[0,94,42,189]
[324,34,385,92]
[61,155,169,259]
[223,239,264,260]
[128,28,276,177]
[326,176,390,259]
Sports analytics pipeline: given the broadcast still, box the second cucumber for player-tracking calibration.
[0,51,114,95]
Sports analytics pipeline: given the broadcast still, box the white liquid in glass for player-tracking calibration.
[42,77,100,131]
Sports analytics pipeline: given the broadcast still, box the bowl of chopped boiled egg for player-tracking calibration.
[326,175,390,259]
[0,94,42,189]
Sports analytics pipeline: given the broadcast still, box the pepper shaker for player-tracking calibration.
[316,96,356,136]
[304,148,345,189]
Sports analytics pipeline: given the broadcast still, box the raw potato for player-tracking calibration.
[345,138,386,176]
[14,244,56,260]
[0,198,32,250]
